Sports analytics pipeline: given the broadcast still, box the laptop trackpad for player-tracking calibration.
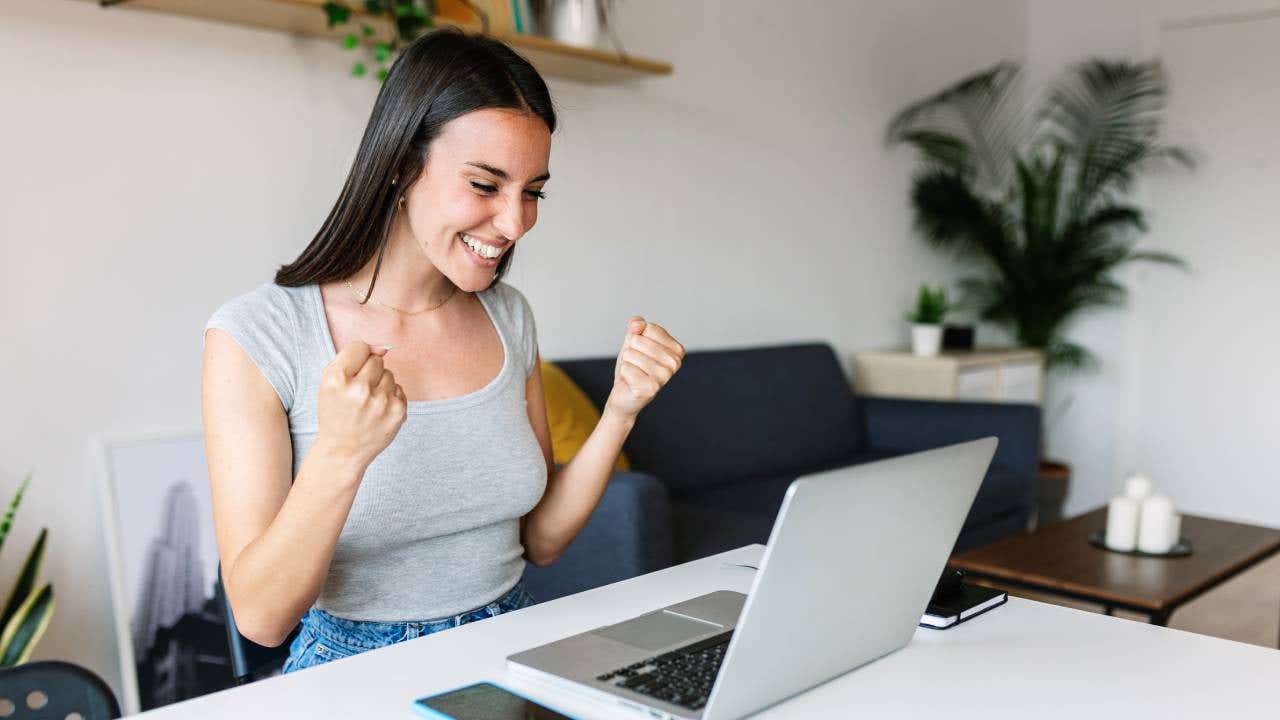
[593,611,721,652]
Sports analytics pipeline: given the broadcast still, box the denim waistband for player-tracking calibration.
[305,581,532,649]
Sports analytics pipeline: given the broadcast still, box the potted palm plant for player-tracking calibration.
[886,59,1192,522]
[886,59,1191,367]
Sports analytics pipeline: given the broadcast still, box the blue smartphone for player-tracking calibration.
[411,681,578,720]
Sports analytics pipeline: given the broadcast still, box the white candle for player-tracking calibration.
[1167,512,1183,549]
[1138,495,1177,554]
[1124,473,1154,501]
[1106,496,1140,552]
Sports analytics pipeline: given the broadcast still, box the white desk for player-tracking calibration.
[134,545,1279,718]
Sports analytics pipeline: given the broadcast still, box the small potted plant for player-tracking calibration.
[907,284,948,357]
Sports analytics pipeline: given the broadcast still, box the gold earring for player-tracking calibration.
[398,195,406,210]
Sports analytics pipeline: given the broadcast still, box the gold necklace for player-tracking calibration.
[343,280,457,316]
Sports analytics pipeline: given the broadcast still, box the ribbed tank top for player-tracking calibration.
[204,281,547,621]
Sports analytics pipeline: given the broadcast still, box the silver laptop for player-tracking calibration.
[507,438,998,720]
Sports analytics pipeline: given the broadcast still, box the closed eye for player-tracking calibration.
[470,181,547,201]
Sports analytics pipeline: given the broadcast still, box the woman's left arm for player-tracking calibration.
[521,316,684,566]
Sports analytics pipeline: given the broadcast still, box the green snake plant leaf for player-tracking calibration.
[0,528,46,636]
[0,583,53,668]
[0,473,31,556]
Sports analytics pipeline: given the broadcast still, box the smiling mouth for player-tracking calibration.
[459,233,506,261]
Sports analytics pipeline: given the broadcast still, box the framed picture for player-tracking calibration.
[93,429,236,715]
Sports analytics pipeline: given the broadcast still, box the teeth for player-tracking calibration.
[462,234,502,259]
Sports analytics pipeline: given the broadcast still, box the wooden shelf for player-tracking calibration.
[92,0,673,83]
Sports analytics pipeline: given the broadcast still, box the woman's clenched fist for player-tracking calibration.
[603,316,685,420]
[316,341,408,470]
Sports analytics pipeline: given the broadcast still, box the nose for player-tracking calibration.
[492,192,529,242]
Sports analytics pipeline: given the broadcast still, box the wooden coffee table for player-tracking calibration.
[950,507,1280,644]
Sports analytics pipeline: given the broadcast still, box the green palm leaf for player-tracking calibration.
[1124,249,1190,270]
[1046,59,1194,214]
[0,583,53,667]
[886,62,1027,194]
[910,169,1014,260]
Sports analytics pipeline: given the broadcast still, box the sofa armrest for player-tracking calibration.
[520,470,673,603]
[858,397,1041,479]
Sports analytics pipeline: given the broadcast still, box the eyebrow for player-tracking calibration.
[465,161,550,184]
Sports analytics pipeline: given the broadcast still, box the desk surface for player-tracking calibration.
[134,545,1279,719]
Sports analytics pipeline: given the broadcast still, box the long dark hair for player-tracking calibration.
[275,28,556,299]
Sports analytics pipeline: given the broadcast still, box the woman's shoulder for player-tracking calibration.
[204,282,312,410]
[208,282,310,329]
[480,280,530,308]
[480,281,538,375]
[205,282,317,363]
[216,281,308,311]
[481,280,536,325]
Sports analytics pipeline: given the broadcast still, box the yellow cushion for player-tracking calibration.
[540,360,630,472]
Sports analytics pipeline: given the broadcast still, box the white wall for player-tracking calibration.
[1025,0,1280,523]
[0,0,1026,702]
[1135,3,1280,524]
[1023,0,1146,516]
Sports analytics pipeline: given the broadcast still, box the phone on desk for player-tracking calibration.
[412,681,577,720]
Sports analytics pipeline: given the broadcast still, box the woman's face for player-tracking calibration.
[402,107,552,292]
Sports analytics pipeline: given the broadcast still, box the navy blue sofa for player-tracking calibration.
[522,343,1041,602]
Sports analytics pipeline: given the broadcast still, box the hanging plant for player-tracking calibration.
[322,1,444,82]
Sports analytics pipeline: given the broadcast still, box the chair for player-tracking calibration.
[214,565,299,684]
[0,661,120,719]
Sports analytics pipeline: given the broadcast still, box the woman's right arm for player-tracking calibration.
[201,332,405,647]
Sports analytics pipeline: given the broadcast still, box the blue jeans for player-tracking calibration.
[282,581,536,673]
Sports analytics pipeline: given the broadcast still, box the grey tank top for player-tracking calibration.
[204,281,547,621]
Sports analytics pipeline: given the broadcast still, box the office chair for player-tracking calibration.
[0,661,120,719]
[215,565,300,684]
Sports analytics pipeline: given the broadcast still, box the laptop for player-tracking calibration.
[507,437,998,720]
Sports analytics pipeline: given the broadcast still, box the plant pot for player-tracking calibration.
[910,324,943,357]
[1035,460,1071,529]
[942,324,975,350]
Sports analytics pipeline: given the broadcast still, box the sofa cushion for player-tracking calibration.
[670,454,1031,562]
[541,360,630,471]
[669,453,876,561]
[521,471,672,601]
[556,344,865,492]
[963,464,1034,532]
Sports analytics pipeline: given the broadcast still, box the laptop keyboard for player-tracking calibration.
[594,630,734,711]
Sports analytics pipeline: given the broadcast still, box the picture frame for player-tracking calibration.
[92,428,234,715]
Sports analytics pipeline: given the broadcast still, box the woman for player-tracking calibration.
[200,28,684,673]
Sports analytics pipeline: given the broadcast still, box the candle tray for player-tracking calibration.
[1087,530,1192,557]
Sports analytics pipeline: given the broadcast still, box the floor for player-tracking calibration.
[986,551,1280,649]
